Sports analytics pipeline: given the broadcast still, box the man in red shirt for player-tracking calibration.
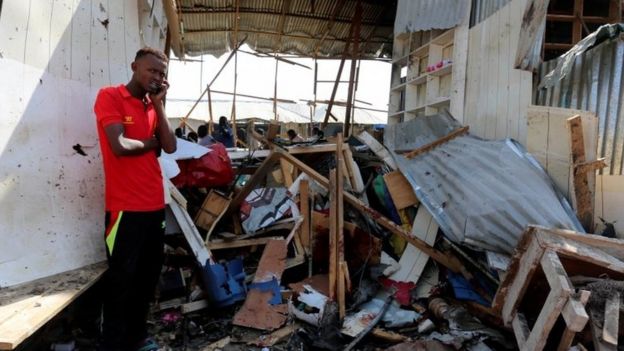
[94,47,176,351]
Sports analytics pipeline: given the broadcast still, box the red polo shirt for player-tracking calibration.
[94,84,164,212]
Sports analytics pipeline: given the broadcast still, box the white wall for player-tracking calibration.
[0,0,166,287]
[463,0,532,144]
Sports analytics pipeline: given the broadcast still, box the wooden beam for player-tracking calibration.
[328,168,338,301]
[567,115,593,231]
[602,292,620,346]
[313,0,348,55]
[344,0,361,137]
[300,179,311,253]
[336,133,346,318]
[184,29,387,46]
[275,150,466,275]
[207,236,283,250]
[228,152,281,212]
[557,290,591,351]
[401,126,469,159]
[210,89,297,103]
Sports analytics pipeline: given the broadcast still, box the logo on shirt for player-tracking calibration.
[123,116,134,125]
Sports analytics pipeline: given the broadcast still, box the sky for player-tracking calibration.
[165,44,391,122]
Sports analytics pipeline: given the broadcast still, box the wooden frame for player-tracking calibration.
[493,226,624,350]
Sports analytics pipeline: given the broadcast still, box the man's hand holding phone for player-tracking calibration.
[148,80,169,103]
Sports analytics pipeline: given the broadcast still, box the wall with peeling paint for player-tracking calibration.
[0,0,167,287]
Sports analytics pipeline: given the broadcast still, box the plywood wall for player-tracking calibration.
[463,0,532,144]
[0,0,166,287]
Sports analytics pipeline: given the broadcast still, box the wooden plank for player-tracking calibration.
[495,3,511,139]
[181,299,209,314]
[276,150,466,275]
[195,190,231,243]
[228,152,281,212]
[501,235,546,324]
[521,281,570,351]
[602,292,620,346]
[286,143,349,154]
[300,179,311,252]
[24,0,52,70]
[354,131,397,170]
[390,207,437,283]
[200,337,231,351]
[484,9,499,140]
[512,312,530,349]
[336,134,346,319]
[561,289,590,332]
[328,168,337,301]
[590,316,617,351]
[0,262,107,350]
[280,158,294,187]
[568,115,593,230]
[449,0,471,122]
[403,126,469,159]
[207,236,283,250]
[557,290,591,351]
[383,171,418,210]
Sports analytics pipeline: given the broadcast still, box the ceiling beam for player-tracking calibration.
[179,8,392,27]
[313,0,347,56]
[273,0,293,52]
[184,29,389,46]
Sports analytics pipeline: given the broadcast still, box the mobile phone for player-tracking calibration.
[149,83,162,94]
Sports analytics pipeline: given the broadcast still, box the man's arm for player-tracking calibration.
[151,81,177,154]
[104,123,160,156]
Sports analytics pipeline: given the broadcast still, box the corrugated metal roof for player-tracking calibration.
[394,0,468,35]
[535,26,624,175]
[469,0,512,26]
[385,115,583,253]
[168,0,396,58]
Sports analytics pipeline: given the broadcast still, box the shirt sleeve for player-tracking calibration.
[94,89,123,127]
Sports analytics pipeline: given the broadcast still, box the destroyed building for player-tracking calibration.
[1,0,624,350]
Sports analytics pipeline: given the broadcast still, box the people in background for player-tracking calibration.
[287,129,304,142]
[311,126,324,140]
[197,124,215,146]
[213,116,234,147]
[94,47,176,351]
[174,127,184,138]
[187,131,198,143]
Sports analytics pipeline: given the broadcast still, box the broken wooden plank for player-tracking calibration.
[195,190,231,243]
[328,168,338,301]
[402,126,469,159]
[253,239,288,284]
[249,323,299,347]
[200,336,231,351]
[591,316,617,351]
[232,290,288,330]
[567,115,593,231]
[355,131,397,170]
[300,179,311,253]
[276,149,465,275]
[280,158,294,187]
[207,236,283,250]
[0,262,107,351]
[602,292,620,346]
[228,152,281,213]
[285,143,350,154]
[383,171,418,210]
[336,133,346,319]
[181,299,209,314]
[512,312,530,349]
[514,0,549,70]
[557,290,591,351]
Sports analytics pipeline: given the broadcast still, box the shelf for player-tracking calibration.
[431,28,455,46]
[390,81,408,91]
[392,54,409,65]
[407,74,427,85]
[428,64,453,77]
[410,44,429,58]
[388,110,405,117]
[427,96,451,108]
[406,106,425,113]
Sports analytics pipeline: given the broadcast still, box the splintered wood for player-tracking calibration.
[493,226,624,351]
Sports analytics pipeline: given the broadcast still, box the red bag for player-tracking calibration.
[171,143,234,187]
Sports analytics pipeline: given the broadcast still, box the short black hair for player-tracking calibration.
[197,125,208,138]
[135,47,168,62]
[287,129,297,138]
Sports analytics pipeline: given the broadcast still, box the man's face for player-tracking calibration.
[131,54,167,93]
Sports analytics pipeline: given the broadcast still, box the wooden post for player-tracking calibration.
[567,115,595,231]
[274,58,279,120]
[336,134,346,318]
[329,168,337,301]
[300,179,311,253]
[207,88,214,134]
[344,0,361,138]
[231,51,238,146]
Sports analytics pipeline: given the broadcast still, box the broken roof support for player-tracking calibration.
[344,0,362,137]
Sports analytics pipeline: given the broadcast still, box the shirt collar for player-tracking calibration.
[119,84,153,105]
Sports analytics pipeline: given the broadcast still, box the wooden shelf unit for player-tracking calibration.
[388,28,456,123]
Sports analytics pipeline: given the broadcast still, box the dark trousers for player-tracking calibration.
[101,209,165,351]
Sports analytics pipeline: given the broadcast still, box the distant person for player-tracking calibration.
[94,47,176,351]
[287,129,304,142]
[311,126,324,140]
[174,127,184,138]
[187,131,198,143]
[213,116,234,147]
[197,124,215,146]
